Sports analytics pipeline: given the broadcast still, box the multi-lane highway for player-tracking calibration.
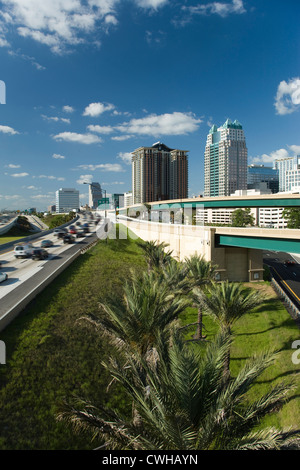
[0,215,104,330]
[263,250,300,308]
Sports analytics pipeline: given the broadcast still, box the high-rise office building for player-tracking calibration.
[88,182,102,209]
[204,119,248,197]
[56,188,79,213]
[247,164,279,193]
[132,142,188,204]
[274,155,300,192]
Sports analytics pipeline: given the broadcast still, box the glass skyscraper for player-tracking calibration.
[204,119,248,197]
[247,164,279,193]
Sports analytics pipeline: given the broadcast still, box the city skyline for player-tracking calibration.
[0,0,299,210]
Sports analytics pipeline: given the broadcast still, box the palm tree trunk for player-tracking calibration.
[196,307,206,340]
[222,326,231,386]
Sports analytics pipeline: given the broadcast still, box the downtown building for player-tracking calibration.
[274,155,300,192]
[132,142,188,204]
[247,164,279,193]
[204,119,248,197]
[88,182,102,209]
[56,188,79,213]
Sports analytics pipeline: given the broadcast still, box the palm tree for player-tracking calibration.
[184,254,216,340]
[198,280,262,383]
[79,269,190,359]
[137,240,173,273]
[57,328,300,450]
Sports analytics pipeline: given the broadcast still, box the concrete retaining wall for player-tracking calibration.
[118,216,264,282]
[0,218,17,235]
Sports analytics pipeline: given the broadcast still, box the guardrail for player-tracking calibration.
[0,217,17,236]
[270,272,300,321]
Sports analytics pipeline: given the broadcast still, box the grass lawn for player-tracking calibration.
[0,227,299,449]
[181,282,300,431]
[0,228,147,449]
[0,227,33,245]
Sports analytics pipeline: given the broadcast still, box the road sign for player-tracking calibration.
[98,198,109,205]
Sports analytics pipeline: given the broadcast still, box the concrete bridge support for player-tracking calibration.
[119,218,264,282]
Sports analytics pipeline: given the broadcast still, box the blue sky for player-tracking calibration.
[0,0,299,211]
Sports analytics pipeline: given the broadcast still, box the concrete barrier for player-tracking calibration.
[0,217,17,235]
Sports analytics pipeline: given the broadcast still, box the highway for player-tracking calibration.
[263,250,300,308]
[0,215,103,328]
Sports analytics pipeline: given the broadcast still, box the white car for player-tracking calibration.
[0,272,8,283]
[14,243,35,258]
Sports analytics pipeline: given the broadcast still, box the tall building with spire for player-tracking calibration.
[204,119,248,197]
[132,142,188,204]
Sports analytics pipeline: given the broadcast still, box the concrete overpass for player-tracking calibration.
[117,193,300,282]
[117,213,300,283]
[147,193,300,209]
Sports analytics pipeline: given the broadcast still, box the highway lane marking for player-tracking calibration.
[271,265,300,303]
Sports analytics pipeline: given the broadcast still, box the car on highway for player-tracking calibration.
[63,234,75,244]
[82,223,90,233]
[75,229,85,238]
[32,248,49,260]
[54,228,67,236]
[56,231,67,239]
[14,243,35,258]
[0,272,8,283]
[41,239,53,248]
[284,259,296,266]
[68,225,77,234]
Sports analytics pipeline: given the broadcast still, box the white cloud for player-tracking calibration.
[134,0,168,9]
[52,153,66,159]
[0,125,19,135]
[274,77,300,115]
[62,105,75,113]
[104,14,118,25]
[77,174,93,185]
[289,145,300,155]
[117,152,132,165]
[182,0,246,18]
[102,181,125,185]
[5,163,21,168]
[31,193,55,199]
[116,111,202,136]
[53,131,103,144]
[0,36,10,47]
[11,172,29,177]
[83,102,115,117]
[250,145,300,165]
[77,163,124,172]
[1,0,120,54]
[87,124,114,134]
[42,114,70,124]
[35,174,65,181]
[111,135,133,141]
[8,49,45,69]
